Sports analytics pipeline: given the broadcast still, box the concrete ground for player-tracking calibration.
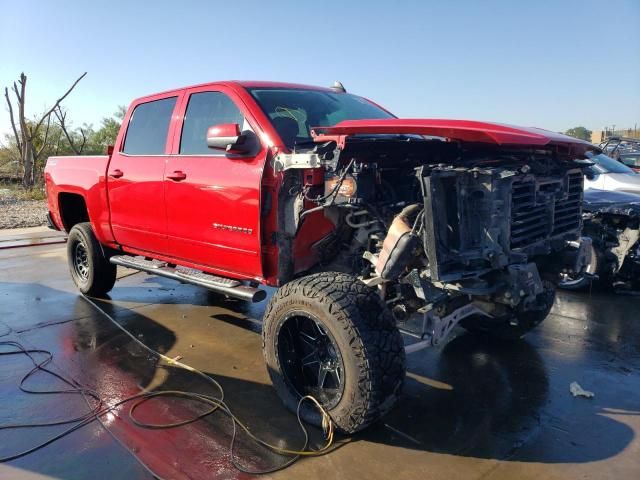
[1,235,639,479]
[0,226,66,249]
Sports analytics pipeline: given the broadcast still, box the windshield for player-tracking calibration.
[620,154,640,168]
[248,88,394,148]
[587,153,636,174]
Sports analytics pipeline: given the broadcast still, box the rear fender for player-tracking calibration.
[50,184,114,246]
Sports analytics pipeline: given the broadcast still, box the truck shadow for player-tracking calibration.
[0,279,637,477]
[90,283,639,466]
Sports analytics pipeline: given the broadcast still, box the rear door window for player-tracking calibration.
[180,92,245,155]
[123,97,177,155]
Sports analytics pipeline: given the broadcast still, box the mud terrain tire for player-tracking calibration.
[262,272,406,434]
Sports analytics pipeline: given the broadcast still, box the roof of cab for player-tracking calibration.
[132,80,333,104]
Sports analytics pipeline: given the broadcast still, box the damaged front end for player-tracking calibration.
[371,163,592,345]
[564,189,640,290]
[276,119,598,346]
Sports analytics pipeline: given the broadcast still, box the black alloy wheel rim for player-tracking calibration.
[277,312,345,409]
[73,241,90,280]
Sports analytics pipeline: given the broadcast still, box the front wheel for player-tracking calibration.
[461,281,556,340]
[67,222,117,296]
[558,243,600,291]
[261,272,406,434]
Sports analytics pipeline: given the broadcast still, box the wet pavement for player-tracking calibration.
[1,241,639,479]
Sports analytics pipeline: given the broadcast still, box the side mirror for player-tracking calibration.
[584,170,596,181]
[206,123,249,154]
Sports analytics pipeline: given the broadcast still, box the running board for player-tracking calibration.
[109,255,267,303]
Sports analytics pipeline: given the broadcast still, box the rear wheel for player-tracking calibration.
[262,272,406,434]
[461,281,556,340]
[67,222,117,296]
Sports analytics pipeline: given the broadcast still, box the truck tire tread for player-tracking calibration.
[262,272,405,433]
[67,222,117,296]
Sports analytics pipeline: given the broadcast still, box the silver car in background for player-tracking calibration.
[584,152,640,194]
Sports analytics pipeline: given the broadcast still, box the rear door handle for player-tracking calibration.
[109,169,124,178]
[167,171,187,181]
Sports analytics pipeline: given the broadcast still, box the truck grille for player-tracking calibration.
[510,171,582,249]
[552,171,583,234]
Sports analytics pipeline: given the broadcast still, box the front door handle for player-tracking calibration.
[167,171,187,181]
[109,169,124,178]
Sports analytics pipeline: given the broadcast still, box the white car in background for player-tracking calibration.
[584,152,640,195]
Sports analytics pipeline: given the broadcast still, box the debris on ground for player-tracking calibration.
[570,381,595,398]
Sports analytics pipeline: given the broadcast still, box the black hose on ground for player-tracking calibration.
[0,295,345,475]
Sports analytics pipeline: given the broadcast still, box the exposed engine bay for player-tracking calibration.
[581,190,640,289]
[275,135,593,343]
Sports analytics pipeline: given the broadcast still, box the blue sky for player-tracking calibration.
[1,0,638,138]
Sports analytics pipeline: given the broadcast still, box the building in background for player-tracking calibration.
[592,126,639,144]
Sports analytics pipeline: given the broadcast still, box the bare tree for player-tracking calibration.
[54,106,87,155]
[4,72,86,187]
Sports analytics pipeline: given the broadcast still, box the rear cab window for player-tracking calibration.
[123,97,177,154]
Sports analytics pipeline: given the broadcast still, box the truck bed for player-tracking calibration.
[44,155,112,243]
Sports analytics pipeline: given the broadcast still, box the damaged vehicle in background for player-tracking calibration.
[619,152,640,173]
[559,189,640,291]
[45,81,596,433]
[600,136,640,164]
[583,151,640,195]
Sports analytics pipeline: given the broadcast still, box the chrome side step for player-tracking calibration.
[109,255,266,303]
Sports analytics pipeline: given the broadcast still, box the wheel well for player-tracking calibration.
[58,193,89,232]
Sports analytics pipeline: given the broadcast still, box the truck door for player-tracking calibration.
[165,87,266,278]
[107,96,179,254]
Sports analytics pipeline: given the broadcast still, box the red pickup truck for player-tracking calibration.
[45,81,596,433]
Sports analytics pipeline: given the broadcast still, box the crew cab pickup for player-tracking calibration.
[45,81,596,433]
